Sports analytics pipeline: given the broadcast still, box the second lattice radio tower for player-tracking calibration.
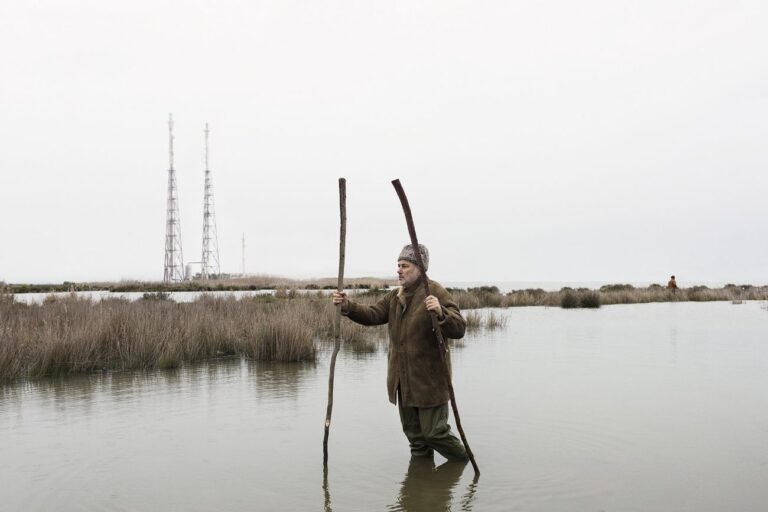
[200,123,221,279]
[163,114,185,282]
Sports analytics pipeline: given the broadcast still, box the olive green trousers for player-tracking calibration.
[397,389,468,461]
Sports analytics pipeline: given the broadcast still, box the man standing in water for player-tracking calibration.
[668,275,678,294]
[332,244,468,461]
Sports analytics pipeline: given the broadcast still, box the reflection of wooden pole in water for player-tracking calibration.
[323,178,346,466]
[460,474,480,510]
[391,179,480,476]
[323,465,333,512]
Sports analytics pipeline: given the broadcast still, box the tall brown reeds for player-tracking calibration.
[5,282,765,383]
[485,311,508,329]
[453,284,768,309]
[0,291,396,383]
[464,310,508,331]
[464,310,482,329]
[0,294,327,382]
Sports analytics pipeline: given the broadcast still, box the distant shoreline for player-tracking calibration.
[446,284,768,309]
[3,277,765,296]
[6,281,768,311]
[1,276,398,295]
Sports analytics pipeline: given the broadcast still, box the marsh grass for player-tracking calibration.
[455,284,768,309]
[485,310,508,329]
[464,309,507,331]
[7,276,397,294]
[465,311,482,329]
[0,290,398,382]
[560,290,579,309]
[4,282,766,382]
[578,291,601,308]
[0,295,332,382]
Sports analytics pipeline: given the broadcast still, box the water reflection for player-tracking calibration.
[322,457,472,512]
[342,340,381,358]
[459,476,479,511]
[252,360,316,401]
[388,457,469,511]
[323,466,332,512]
[0,358,320,414]
[317,335,386,359]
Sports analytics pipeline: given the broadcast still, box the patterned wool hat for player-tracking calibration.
[398,244,429,272]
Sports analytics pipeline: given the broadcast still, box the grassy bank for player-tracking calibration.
[0,287,511,383]
[0,293,387,383]
[449,284,768,309]
[2,283,765,383]
[1,276,396,294]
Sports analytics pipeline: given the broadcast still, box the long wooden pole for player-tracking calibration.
[323,178,346,466]
[391,178,480,476]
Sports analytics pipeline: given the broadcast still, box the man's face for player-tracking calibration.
[397,260,421,286]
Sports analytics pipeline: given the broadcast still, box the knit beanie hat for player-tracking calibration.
[398,244,429,272]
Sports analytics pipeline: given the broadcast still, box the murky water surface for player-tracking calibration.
[2,301,768,511]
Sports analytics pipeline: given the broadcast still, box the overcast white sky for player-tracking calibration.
[1,0,767,285]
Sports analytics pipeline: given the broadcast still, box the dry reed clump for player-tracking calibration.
[452,284,768,309]
[485,310,508,328]
[463,309,507,331]
[578,291,601,308]
[0,295,344,382]
[504,288,555,307]
[240,307,315,362]
[453,291,481,310]
[0,292,397,382]
[464,311,482,330]
[598,286,743,305]
[466,287,504,307]
[560,290,579,309]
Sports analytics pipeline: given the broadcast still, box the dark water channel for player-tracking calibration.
[2,301,768,511]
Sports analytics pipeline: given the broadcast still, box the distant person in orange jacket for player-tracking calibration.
[667,275,678,294]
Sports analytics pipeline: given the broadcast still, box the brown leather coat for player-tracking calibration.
[344,280,466,407]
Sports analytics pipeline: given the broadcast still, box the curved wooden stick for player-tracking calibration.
[391,178,480,476]
[324,178,346,466]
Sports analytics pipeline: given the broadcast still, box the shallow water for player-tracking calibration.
[2,301,768,511]
[11,287,376,305]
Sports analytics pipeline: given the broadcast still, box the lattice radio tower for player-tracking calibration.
[200,123,221,279]
[163,114,185,282]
